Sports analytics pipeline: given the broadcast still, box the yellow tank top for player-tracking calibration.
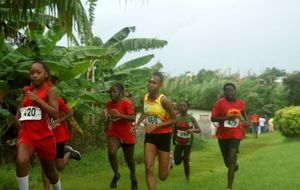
[143,93,171,134]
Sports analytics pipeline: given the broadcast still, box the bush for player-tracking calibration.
[274,106,300,137]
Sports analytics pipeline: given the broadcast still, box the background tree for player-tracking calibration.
[283,72,300,106]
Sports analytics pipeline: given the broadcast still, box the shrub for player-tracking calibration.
[274,106,300,137]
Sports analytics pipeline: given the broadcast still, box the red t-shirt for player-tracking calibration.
[106,99,135,144]
[211,98,245,140]
[249,113,260,126]
[19,84,54,140]
[52,97,71,142]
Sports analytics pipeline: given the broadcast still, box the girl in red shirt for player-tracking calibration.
[42,96,80,190]
[15,61,61,190]
[104,83,138,190]
[211,83,249,190]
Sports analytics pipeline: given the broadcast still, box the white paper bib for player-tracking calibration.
[177,130,192,138]
[145,116,162,125]
[224,119,239,128]
[19,106,42,121]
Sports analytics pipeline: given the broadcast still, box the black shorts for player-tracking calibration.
[56,142,65,159]
[144,133,171,152]
[218,139,240,152]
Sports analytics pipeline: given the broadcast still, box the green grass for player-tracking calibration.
[1,132,300,190]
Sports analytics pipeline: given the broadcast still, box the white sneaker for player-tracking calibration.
[65,145,81,160]
[169,151,175,169]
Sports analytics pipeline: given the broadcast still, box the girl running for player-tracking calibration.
[211,83,249,190]
[15,61,61,190]
[173,100,201,182]
[133,72,177,190]
[42,96,80,190]
[104,83,138,190]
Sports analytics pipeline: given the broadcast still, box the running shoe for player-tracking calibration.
[65,146,81,160]
[110,175,120,188]
[131,179,138,190]
[235,163,239,171]
[169,151,175,170]
[185,176,190,183]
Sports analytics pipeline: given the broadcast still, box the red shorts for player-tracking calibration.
[18,132,56,160]
[108,127,135,144]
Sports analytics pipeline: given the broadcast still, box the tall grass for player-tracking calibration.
[1,132,300,190]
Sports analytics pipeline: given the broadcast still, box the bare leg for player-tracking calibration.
[227,148,238,190]
[182,146,192,180]
[144,143,157,190]
[157,149,172,181]
[42,152,71,190]
[42,170,50,190]
[108,136,121,177]
[16,143,34,177]
[174,144,183,165]
[16,143,34,190]
[40,159,59,184]
[122,144,137,180]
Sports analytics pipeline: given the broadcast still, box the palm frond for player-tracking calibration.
[115,54,154,72]
[104,26,136,47]
[111,38,168,52]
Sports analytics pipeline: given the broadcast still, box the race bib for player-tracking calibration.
[145,116,162,125]
[177,130,192,138]
[224,119,239,128]
[19,106,42,121]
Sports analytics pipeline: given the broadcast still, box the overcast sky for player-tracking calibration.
[90,0,300,76]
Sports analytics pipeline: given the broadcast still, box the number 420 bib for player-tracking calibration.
[19,106,42,121]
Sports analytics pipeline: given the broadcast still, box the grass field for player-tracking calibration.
[1,131,300,190]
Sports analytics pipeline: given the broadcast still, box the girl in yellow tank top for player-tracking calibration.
[133,72,177,190]
[143,93,172,134]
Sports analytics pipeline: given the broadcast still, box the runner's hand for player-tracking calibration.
[143,124,157,133]
[27,91,39,101]
[131,124,138,135]
[50,121,60,130]
[187,128,194,134]
[108,109,121,121]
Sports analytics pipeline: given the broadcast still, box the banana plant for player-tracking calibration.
[90,26,168,98]
[0,0,93,44]
[0,24,115,145]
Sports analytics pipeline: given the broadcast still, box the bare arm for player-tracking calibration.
[143,96,177,133]
[134,96,146,128]
[158,97,177,127]
[104,112,111,133]
[15,106,21,129]
[241,109,250,125]
[27,88,58,118]
[50,108,74,130]
[211,115,236,122]
[56,109,73,124]
[15,87,26,128]
[136,112,146,127]
[188,116,201,133]
[109,109,136,122]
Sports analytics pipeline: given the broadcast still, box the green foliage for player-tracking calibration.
[164,68,289,118]
[0,0,93,44]
[283,72,300,105]
[274,106,300,137]
[2,132,300,190]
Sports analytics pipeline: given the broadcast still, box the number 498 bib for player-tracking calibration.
[19,106,42,121]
